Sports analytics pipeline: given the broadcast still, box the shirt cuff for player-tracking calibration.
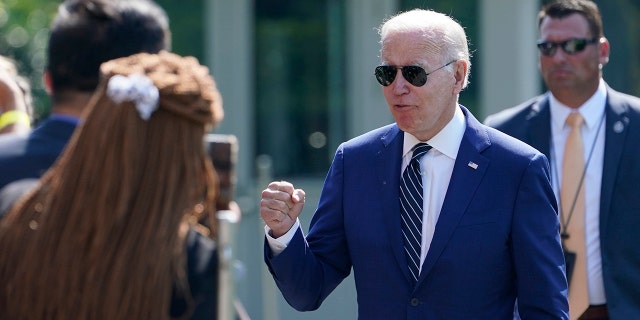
[264,219,301,256]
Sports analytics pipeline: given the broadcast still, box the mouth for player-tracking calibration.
[553,69,570,75]
[549,66,572,77]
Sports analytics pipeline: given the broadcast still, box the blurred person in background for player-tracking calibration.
[0,55,33,134]
[0,0,171,189]
[485,0,640,318]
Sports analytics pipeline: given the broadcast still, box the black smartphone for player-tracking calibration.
[564,249,576,285]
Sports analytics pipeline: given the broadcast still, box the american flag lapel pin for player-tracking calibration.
[467,161,478,170]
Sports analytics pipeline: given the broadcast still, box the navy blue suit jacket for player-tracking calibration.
[485,86,640,319]
[0,118,76,189]
[265,106,569,319]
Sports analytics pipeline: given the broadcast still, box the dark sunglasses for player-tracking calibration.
[374,60,455,87]
[536,38,598,56]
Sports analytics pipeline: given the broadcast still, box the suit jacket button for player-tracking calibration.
[410,298,420,306]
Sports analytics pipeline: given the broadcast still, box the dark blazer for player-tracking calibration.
[0,179,218,320]
[265,106,569,319]
[484,86,640,319]
[0,118,77,189]
[172,228,218,320]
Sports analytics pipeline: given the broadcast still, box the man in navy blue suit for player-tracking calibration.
[260,8,569,319]
[0,0,171,189]
[485,1,640,319]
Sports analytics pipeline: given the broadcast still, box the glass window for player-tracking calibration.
[254,0,345,178]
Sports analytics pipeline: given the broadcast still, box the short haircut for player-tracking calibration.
[538,0,604,39]
[47,0,170,101]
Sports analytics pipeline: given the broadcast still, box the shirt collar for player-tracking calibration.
[403,105,465,160]
[49,114,81,126]
[549,79,607,130]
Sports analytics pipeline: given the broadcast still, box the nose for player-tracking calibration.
[546,47,568,61]
[391,70,410,95]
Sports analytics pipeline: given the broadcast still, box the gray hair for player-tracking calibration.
[378,9,471,88]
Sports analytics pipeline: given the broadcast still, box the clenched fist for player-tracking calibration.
[260,181,306,238]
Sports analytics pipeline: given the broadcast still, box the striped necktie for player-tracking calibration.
[400,143,432,283]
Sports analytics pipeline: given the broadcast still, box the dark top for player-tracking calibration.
[0,118,77,189]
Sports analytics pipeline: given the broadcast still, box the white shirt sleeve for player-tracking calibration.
[264,219,301,256]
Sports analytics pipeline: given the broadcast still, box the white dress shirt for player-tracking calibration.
[549,79,607,305]
[401,106,465,273]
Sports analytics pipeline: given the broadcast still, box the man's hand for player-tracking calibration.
[260,181,306,238]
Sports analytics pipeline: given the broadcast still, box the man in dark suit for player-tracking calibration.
[0,0,171,189]
[259,8,569,319]
[485,1,640,319]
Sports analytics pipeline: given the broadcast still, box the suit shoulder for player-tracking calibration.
[484,95,545,128]
[484,125,545,160]
[342,123,398,149]
[609,88,640,110]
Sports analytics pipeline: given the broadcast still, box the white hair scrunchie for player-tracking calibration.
[106,73,159,120]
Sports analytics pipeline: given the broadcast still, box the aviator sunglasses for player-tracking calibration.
[536,38,598,56]
[375,60,455,87]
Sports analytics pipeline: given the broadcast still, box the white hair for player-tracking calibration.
[378,9,471,88]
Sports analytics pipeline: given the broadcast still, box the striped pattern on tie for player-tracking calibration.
[400,143,432,283]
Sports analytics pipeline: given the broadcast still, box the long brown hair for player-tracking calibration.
[0,51,223,319]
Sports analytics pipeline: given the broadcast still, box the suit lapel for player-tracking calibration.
[599,89,630,239]
[418,107,490,283]
[375,125,413,283]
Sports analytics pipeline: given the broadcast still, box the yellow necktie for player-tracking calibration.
[562,112,589,319]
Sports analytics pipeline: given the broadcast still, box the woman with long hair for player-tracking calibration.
[0,51,224,319]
